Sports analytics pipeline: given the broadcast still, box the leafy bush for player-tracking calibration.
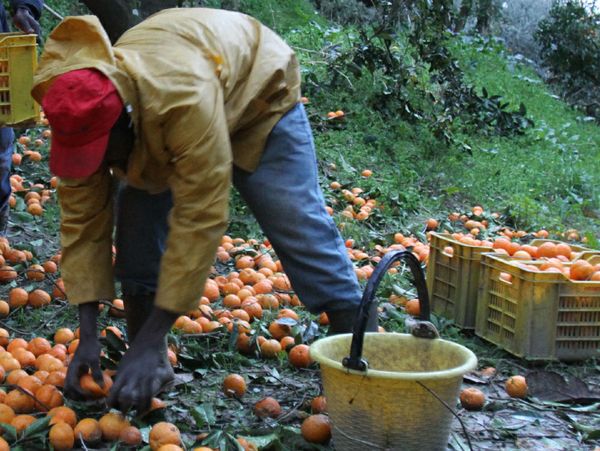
[535,0,600,118]
[301,1,533,152]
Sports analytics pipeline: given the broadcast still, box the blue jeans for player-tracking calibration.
[114,104,361,313]
[0,127,14,234]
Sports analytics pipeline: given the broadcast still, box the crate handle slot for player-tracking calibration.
[442,249,454,258]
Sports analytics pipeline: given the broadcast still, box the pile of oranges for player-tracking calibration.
[12,134,57,217]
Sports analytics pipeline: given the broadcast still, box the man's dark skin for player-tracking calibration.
[13,6,41,35]
[63,111,178,414]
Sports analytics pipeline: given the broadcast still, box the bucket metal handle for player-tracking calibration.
[342,250,439,371]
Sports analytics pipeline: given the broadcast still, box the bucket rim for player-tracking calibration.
[310,332,478,380]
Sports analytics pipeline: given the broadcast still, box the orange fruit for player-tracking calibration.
[505,375,528,399]
[27,337,52,357]
[0,403,15,424]
[555,243,572,259]
[16,375,42,395]
[74,418,102,443]
[42,260,58,273]
[35,384,64,411]
[0,300,8,317]
[253,397,282,418]
[11,414,36,433]
[98,411,130,441]
[12,348,36,367]
[0,328,9,347]
[459,387,486,410]
[425,218,438,230]
[289,344,313,368]
[268,321,291,340]
[109,298,126,318]
[27,203,43,216]
[48,406,78,428]
[0,265,17,283]
[570,260,595,281]
[8,288,28,309]
[222,374,246,398]
[4,388,35,413]
[301,414,331,444]
[28,289,52,308]
[260,339,282,358]
[223,294,242,309]
[25,264,45,281]
[54,328,75,345]
[280,335,295,351]
[405,298,420,316]
[0,354,20,372]
[5,369,28,385]
[278,308,299,321]
[49,422,75,451]
[156,445,183,451]
[0,437,7,451]
[46,370,66,388]
[120,425,143,446]
[537,242,557,258]
[149,421,181,450]
[311,396,327,414]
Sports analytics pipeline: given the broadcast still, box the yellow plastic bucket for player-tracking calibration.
[310,251,478,450]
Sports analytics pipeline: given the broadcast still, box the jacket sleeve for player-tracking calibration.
[9,0,43,19]
[154,86,232,314]
[57,168,116,305]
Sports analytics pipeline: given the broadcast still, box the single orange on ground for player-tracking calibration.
[459,387,486,410]
[289,344,313,368]
[254,397,282,418]
[505,375,528,399]
[311,396,327,414]
[222,373,247,398]
[260,339,282,358]
[48,405,77,428]
[98,411,130,441]
[301,414,332,444]
[149,421,181,450]
[74,418,102,443]
[49,422,75,451]
[120,425,143,446]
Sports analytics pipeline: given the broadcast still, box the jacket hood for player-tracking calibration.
[32,16,137,115]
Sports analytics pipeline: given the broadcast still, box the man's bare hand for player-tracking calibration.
[107,342,174,414]
[107,306,177,414]
[13,7,41,35]
[64,338,103,400]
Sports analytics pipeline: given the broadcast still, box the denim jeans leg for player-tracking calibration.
[114,184,173,296]
[233,104,361,314]
[0,127,14,235]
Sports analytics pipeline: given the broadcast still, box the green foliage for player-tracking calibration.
[535,0,600,119]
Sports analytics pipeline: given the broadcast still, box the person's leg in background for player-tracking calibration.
[233,104,377,334]
[0,127,15,236]
[114,184,174,341]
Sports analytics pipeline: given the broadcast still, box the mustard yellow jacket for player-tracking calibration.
[31,8,301,313]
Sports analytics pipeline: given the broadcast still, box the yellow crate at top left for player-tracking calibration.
[0,33,39,126]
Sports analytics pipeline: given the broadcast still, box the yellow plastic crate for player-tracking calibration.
[475,253,600,361]
[0,33,39,126]
[426,232,493,329]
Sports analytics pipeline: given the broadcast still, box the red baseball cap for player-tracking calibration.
[42,69,124,178]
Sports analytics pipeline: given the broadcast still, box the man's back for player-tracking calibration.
[116,8,301,171]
